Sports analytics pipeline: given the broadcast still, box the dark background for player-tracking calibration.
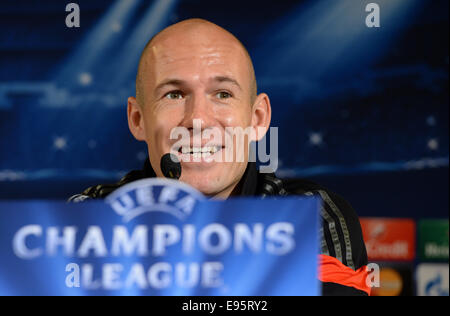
[0,0,448,219]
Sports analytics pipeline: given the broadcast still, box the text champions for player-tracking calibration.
[12,222,295,290]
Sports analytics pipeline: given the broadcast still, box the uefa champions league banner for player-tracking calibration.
[0,179,320,296]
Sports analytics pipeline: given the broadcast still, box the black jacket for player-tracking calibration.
[70,160,370,296]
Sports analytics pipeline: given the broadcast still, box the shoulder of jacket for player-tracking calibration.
[270,175,367,270]
[67,169,144,202]
[257,173,288,196]
[278,177,370,295]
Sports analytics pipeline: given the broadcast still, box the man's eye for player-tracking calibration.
[165,91,183,99]
[216,91,232,99]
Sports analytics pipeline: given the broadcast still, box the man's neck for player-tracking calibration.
[208,180,242,200]
[207,163,255,200]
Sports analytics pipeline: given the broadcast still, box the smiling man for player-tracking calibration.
[69,18,370,296]
[129,18,269,199]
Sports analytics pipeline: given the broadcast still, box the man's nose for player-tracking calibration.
[180,92,215,130]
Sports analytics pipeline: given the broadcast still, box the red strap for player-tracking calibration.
[318,254,372,295]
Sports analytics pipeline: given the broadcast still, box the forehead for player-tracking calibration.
[145,32,251,86]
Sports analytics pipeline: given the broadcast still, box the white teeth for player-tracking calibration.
[181,146,222,155]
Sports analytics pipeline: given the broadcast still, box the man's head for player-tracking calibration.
[127,18,271,199]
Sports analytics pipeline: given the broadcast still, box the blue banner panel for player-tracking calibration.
[0,185,320,296]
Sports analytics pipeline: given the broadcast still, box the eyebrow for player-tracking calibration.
[154,76,242,95]
[154,79,185,95]
[211,76,242,91]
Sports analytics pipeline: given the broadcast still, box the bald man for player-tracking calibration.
[70,19,370,296]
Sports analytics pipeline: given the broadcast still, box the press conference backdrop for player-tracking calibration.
[0,0,448,296]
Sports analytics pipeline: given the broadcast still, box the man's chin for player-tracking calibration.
[178,169,231,198]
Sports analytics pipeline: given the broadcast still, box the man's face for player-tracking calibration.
[135,27,258,198]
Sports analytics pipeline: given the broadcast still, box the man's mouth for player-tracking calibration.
[176,145,223,159]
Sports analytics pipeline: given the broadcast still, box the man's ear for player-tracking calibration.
[127,97,146,141]
[251,93,272,141]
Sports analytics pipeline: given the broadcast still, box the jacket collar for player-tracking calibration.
[142,158,258,197]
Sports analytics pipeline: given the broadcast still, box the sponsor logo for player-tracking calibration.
[371,267,403,296]
[360,218,415,261]
[416,264,449,296]
[418,219,449,261]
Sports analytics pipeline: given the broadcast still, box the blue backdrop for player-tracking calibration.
[0,0,448,219]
